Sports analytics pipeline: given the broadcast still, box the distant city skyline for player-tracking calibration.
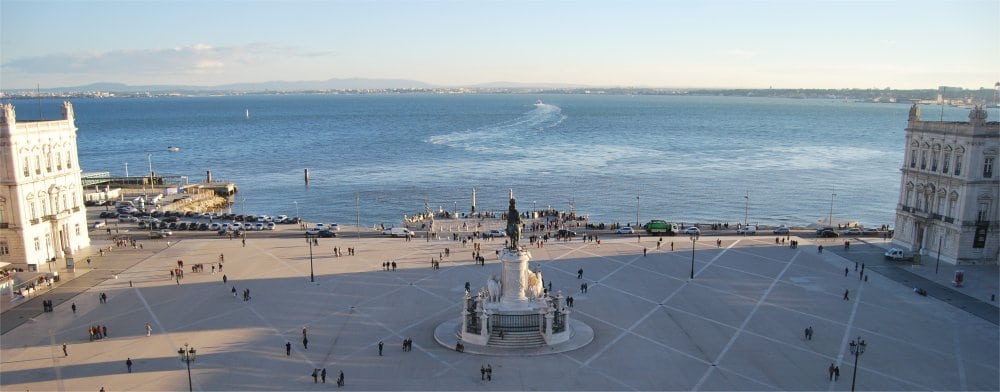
[1,0,998,91]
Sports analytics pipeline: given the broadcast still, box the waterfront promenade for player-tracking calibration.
[1,224,997,391]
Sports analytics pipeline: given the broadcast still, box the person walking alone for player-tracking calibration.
[286,342,291,356]
[126,358,133,373]
[145,322,152,337]
[378,340,383,356]
[62,343,68,356]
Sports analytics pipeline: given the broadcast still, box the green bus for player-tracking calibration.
[644,220,678,235]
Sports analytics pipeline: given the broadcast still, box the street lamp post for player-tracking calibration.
[636,191,640,227]
[305,233,315,282]
[829,191,837,227]
[689,234,698,279]
[849,336,867,392]
[177,343,196,392]
[935,235,943,274]
[744,190,750,228]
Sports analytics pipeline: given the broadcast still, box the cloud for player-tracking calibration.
[2,43,322,76]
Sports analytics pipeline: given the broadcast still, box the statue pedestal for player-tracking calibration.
[499,248,532,311]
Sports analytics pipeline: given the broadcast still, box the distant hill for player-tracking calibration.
[10,78,437,93]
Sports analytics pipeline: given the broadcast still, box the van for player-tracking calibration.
[884,248,914,261]
[736,225,757,235]
[382,227,414,237]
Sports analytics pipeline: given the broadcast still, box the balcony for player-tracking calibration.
[944,217,955,223]
[901,206,912,212]
[930,213,942,220]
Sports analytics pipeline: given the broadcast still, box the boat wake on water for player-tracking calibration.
[427,103,567,154]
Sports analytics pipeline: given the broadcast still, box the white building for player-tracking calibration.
[892,104,999,265]
[0,102,91,271]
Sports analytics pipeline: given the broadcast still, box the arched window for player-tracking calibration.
[66,152,72,169]
[46,151,52,172]
[22,156,29,177]
[34,156,41,175]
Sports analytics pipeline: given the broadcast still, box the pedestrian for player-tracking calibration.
[145,322,152,337]
[71,302,76,314]
[834,366,840,380]
[321,368,327,383]
[232,286,237,297]
[481,364,486,380]
[378,340,383,356]
[222,274,227,284]
[828,363,835,380]
[338,370,344,387]
[126,358,133,373]
[818,245,823,253]
[843,289,849,301]
[303,336,309,349]
[286,342,291,356]
[804,327,809,340]
[102,325,108,338]
[63,343,68,356]
[312,368,318,383]
[845,267,849,276]
[487,364,492,381]
[577,268,583,279]
[643,247,647,256]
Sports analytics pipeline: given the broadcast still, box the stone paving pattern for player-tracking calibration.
[2,229,998,391]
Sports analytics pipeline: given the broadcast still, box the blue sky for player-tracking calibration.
[1,0,998,90]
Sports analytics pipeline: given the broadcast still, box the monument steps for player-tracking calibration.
[487,330,546,348]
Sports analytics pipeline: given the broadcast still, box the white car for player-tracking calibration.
[254,222,265,231]
[328,223,340,231]
[487,229,507,237]
[682,227,700,235]
[736,225,757,235]
[92,221,106,229]
[615,227,635,234]
[305,228,323,235]
[209,223,222,231]
[265,222,276,230]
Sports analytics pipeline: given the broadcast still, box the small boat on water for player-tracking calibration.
[535,99,544,106]
[167,146,181,152]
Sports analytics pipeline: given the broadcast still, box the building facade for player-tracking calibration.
[892,104,999,265]
[0,102,91,271]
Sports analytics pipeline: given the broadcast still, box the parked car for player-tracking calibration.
[772,227,790,235]
[265,222,276,230]
[556,229,577,238]
[615,226,635,234]
[841,228,862,236]
[209,223,222,231]
[305,228,323,236]
[682,227,701,235]
[817,229,839,238]
[862,228,881,236]
[92,221,106,229]
[254,223,265,231]
[318,230,337,238]
[815,227,834,235]
[736,225,757,235]
[486,229,507,237]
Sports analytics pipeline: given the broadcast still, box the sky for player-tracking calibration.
[1,0,998,90]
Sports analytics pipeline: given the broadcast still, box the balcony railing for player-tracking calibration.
[944,217,955,223]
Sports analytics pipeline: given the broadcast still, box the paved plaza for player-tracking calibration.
[2,227,998,391]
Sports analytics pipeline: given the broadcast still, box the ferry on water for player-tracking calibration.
[167,146,180,152]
